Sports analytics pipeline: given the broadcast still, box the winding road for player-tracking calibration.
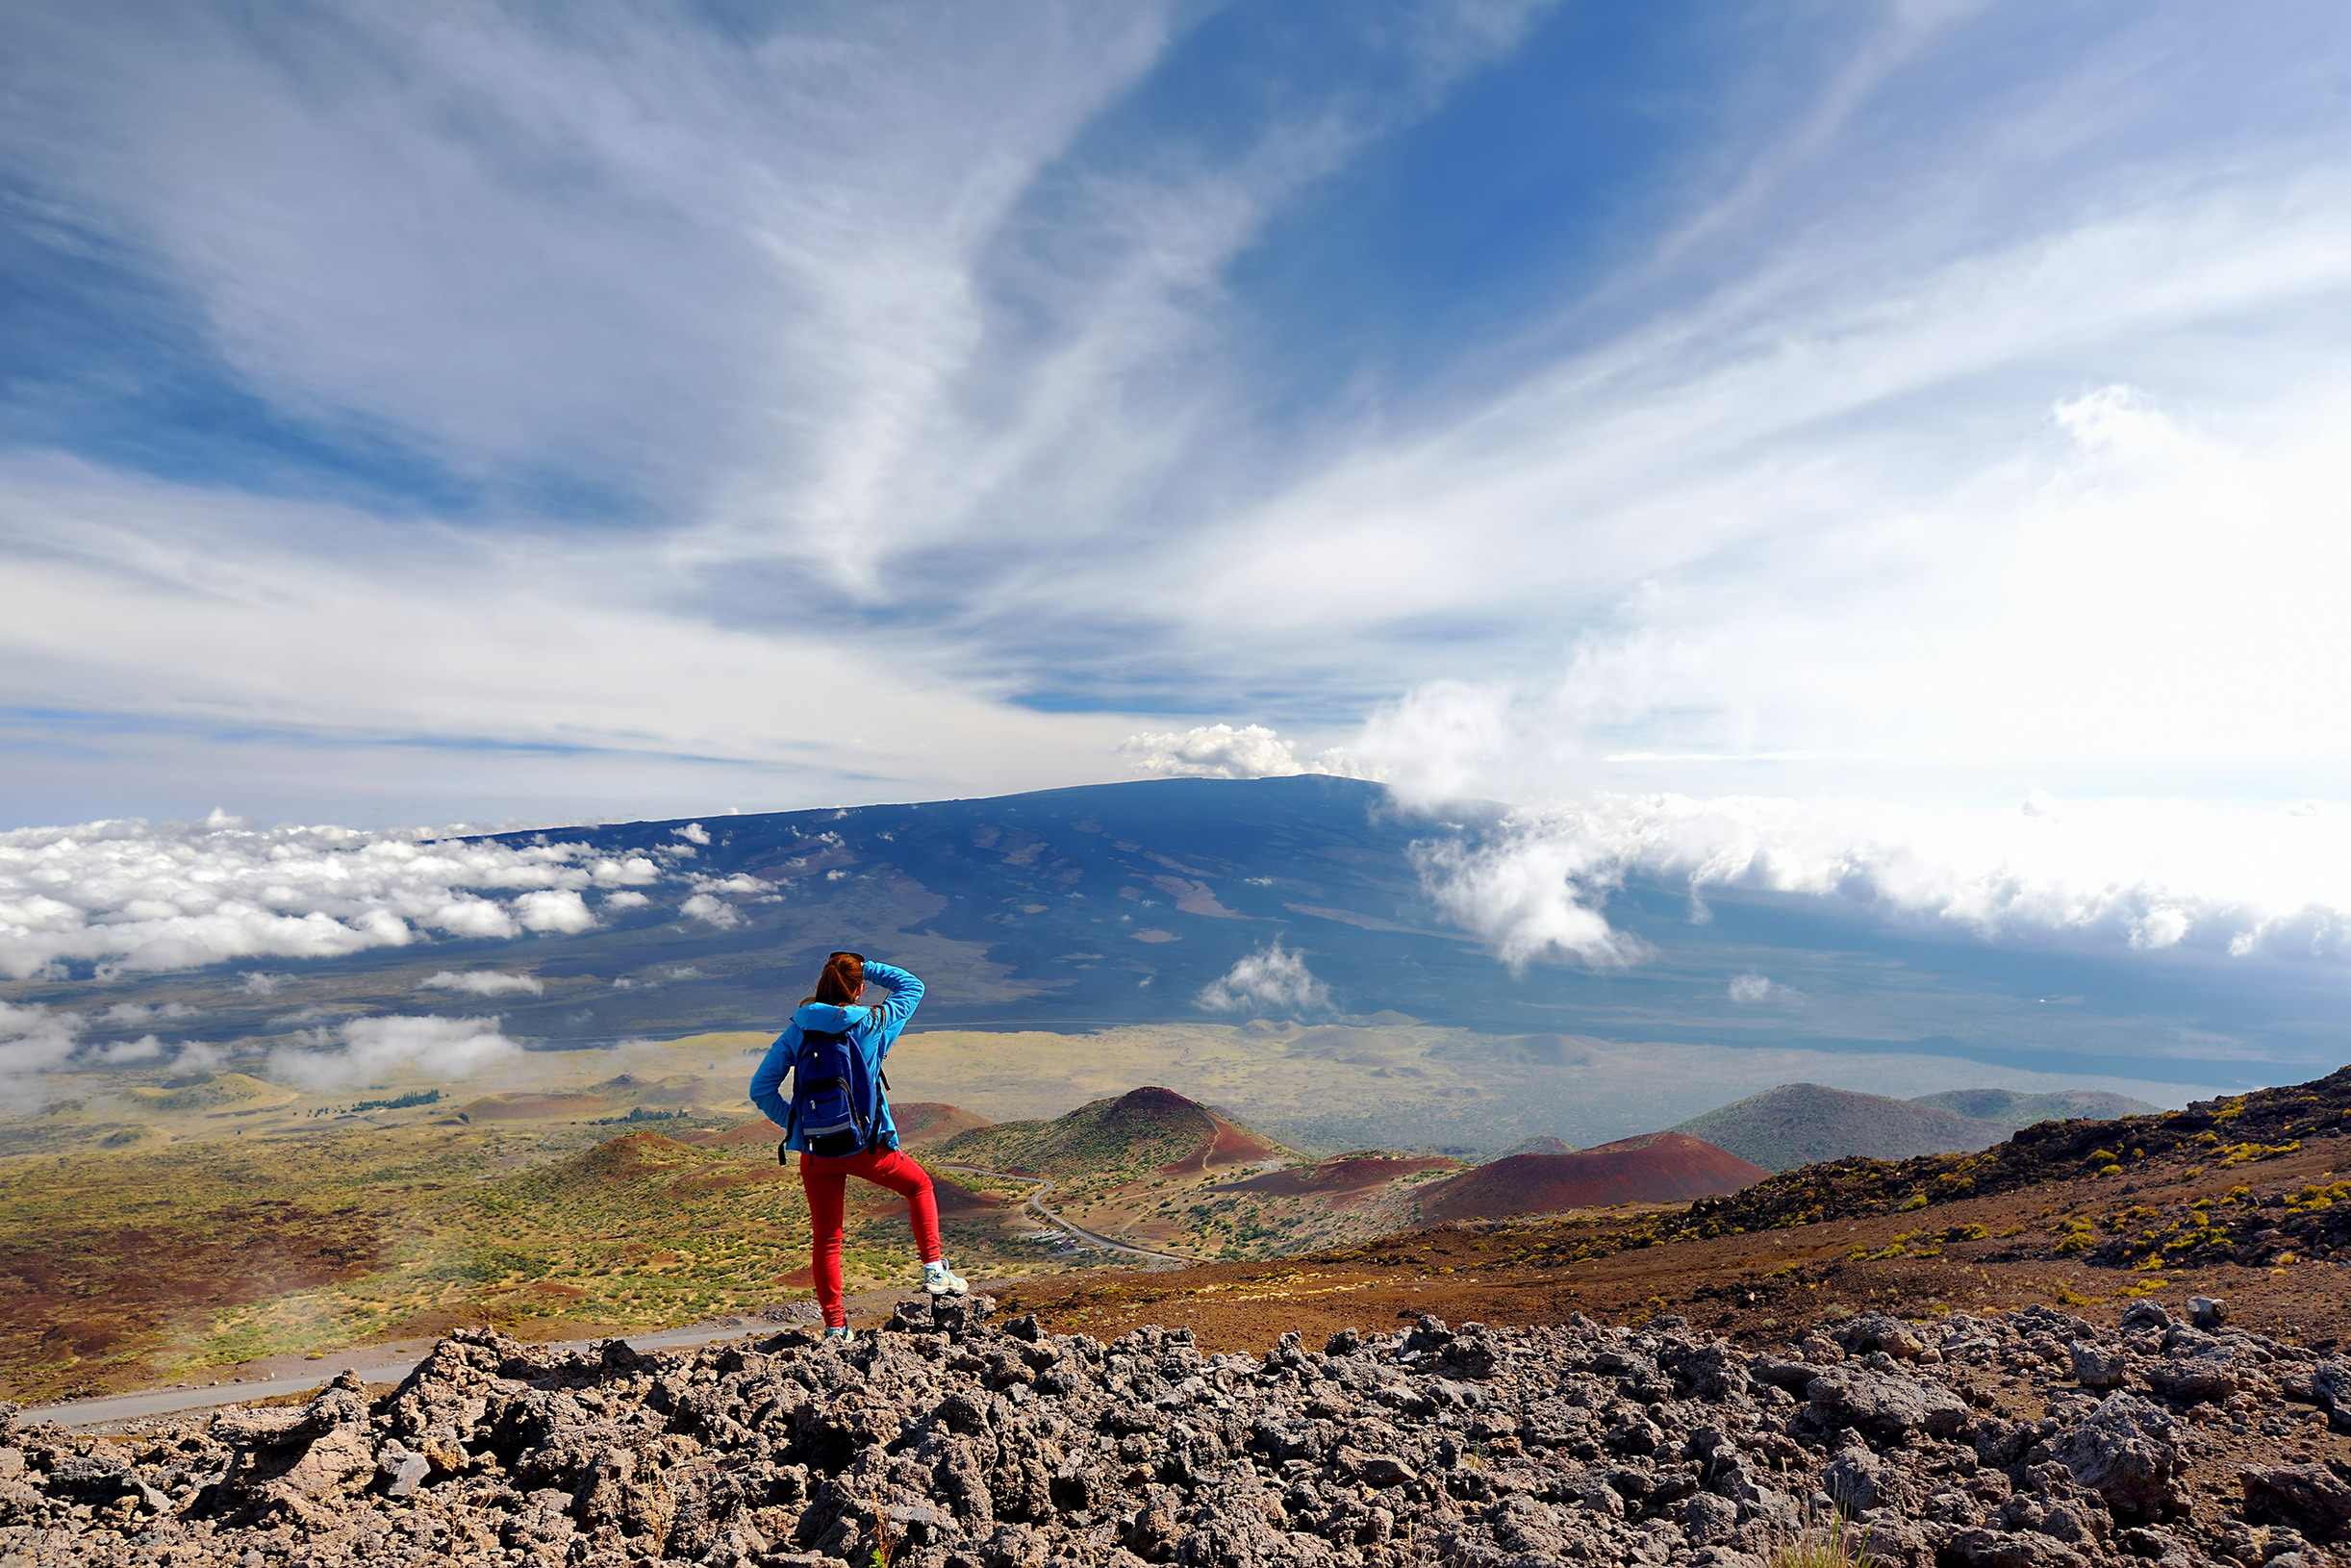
[934,1163,1192,1267]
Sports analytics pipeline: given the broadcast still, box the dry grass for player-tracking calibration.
[0,1121,1096,1401]
[1763,1517,1875,1568]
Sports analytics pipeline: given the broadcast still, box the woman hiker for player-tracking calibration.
[749,951,967,1341]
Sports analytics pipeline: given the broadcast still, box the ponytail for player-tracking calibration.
[802,950,870,1008]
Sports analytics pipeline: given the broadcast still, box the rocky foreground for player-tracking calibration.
[5,1295,2351,1568]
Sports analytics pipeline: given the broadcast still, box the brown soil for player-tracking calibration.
[1226,1153,1467,1201]
[1419,1130,1768,1223]
[682,1118,786,1148]
[890,1101,995,1145]
[1161,1103,1285,1174]
[1000,1115,2351,1361]
[927,1176,1006,1217]
[0,1202,381,1380]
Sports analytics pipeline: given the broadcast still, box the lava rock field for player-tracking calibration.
[9,1291,2351,1567]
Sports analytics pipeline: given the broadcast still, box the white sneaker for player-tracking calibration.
[822,1326,851,1344]
[923,1261,969,1297]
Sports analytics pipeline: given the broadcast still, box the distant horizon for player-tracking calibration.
[5,772,2335,1116]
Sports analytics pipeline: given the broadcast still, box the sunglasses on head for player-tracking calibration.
[829,950,866,964]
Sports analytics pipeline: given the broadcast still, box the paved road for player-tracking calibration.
[936,1164,1192,1266]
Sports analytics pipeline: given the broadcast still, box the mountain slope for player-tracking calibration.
[890,1102,995,1147]
[1673,1082,2010,1172]
[1226,1152,1467,1200]
[1484,1135,1576,1160]
[928,1087,1290,1186]
[1418,1131,1766,1222]
[1006,1062,2351,1411]
[14,772,2333,1093]
[1909,1086,2161,1126]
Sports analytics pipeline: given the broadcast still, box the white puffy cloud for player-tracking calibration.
[1415,792,2351,973]
[679,894,741,929]
[94,1034,165,1063]
[267,1014,523,1091]
[1197,940,1332,1016]
[173,1040,225,1073]
[0,1000,85,1111]
[1117,724,1378,782]
[419,970,544,998]
[0,815,665,979]
[1728,974,1775,1004]
[514,889,596,934]
[691,874,772,896]
[1412,831,1650,972]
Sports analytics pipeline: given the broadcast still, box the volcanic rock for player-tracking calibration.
[0,1292,2333,1567]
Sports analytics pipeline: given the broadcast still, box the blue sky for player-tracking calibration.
[8,0,2351,1094]
[2,0,2349,837]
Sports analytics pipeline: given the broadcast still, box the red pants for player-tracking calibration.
[798,1145,942,1328]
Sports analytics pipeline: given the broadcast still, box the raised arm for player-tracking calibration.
[862,959,924,1045]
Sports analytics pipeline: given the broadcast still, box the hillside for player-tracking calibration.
[1673,1080,2010,1170]
[888,1101,994,1146]
[1141,1151,1472,1256]
[1226,1151,1466,1199]
[119,1073,290,1113]
[1912,1084,2161,1125]
[928,1086,1287,1187]
[1005,1058,2351,1395]
[1417,1130,1767,1222]
[1485,1134,1577,1159]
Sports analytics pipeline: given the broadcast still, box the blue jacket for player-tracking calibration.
[748,960,924,1152]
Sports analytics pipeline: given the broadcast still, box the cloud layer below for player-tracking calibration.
[266,1014,523,1093]
[1414,791,2351,974]
[0,812,684,979]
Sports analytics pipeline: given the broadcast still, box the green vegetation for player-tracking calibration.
[1909,1086,2160,1127]
[931,1087,1219,1191]
[0,1120,1068,1403]
[349,1089,442,1112]
[1672,1083,2008,1173]
[1762,1517,1875,1568]
[120,1073,290,1114]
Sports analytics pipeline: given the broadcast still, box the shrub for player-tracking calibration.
[1765,1517,1875,1568]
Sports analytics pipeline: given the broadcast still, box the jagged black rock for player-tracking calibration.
[2,1293,2346,1566]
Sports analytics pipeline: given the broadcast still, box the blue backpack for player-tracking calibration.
[784,1026,889,1159]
